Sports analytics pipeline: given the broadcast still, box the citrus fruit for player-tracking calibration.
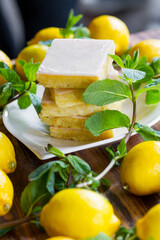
[120,141,160,196]
[88,15,130,55]
[0,50,13,86]
[0,169,14,216]
[136,203,160,240]
[46,237,74,240]
[28,27,73,45]
[40,188,120,239]
[129,39,160,63]
[15,44,48,80]
[0,132,16,174]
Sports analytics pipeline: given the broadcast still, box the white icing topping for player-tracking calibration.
[37,39,115,77]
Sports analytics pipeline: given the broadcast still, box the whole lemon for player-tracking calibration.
[28,27,73,45]
[46,237,74,240]
[129,39,160,63]
[0,169,14,216]
[136,203,160,240]
[88,15,130,56]
[15,44,48,80]
[120,141,160,196]
[0,132,16,174]
[0,50,13,86]
[40,188,120,239]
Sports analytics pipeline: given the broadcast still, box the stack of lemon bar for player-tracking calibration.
[37,39,121,141]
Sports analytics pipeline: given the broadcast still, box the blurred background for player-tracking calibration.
[0,0,160,58]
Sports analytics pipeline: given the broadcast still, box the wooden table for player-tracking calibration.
[1,29,160,240]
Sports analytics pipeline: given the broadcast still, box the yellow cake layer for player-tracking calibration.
[40,114,87,129]
[51,88,85,108]
[41,88,122,117]
[50,126,113,141]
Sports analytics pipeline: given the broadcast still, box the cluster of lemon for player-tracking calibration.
[1,14,160,240]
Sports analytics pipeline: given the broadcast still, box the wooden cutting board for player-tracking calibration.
[0,28,160,240]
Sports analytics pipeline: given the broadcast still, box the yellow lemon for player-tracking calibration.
[129,39,160,63]
[40,188,120,239]
[88,15,130,56]
[136,203,160,240]
[120,141,160,196]
[0,169,14,216]
[28,27,73,45]
[15,44,48,80]
[0,50,13,86]
[46,237,74,240]
[0,132,16,174]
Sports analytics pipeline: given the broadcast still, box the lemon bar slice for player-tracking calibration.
[50,126,113,141]
[40,114,87,129]
[37,39,115,88]
[51,88,85,108]
[41,88,121,117]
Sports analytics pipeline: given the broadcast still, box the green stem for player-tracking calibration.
[76,83,137,188]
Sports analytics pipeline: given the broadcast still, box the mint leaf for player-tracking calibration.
[116,138,127,158]
[115,226,137,240]
[85,110,130,136]
[106,147,115,158]
[134,123,160,141]
[137,56,148,67]
[86,232,112,240]
[47,144,66,158]
[146,89,160,105]
[136,65,154,82]
[67,155,91,174]
[18,59,40,82]
[120,48,131,61]
[20,172,52,215]
[29,161,67,181]
[0,61,10,69]
[83,79,131,106]
[150,57,160,75]
[73,25,90,38]
[131,50,139,69]
[109,55,124,68]
[125,55,132,68]
[136,78,160,98]
[66,9,82,29]
[0,227,13,237]
[29,92,42,114]
[0,83,13,106]
[122,68,146,82]
[46,167,55,195]
[39,39,53,46]
[18,92,31,109]
[0,68,25,92]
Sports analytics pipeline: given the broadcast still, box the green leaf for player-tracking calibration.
[83,79,131,106]
[86,232,112,240]
[29,160,67,181]
[115,226,137,240]
[73,25,90,38]
[18,92,31,109]
[137,55,148,67]
[66,9,82,29]
[117,138,127,158]
[46,167,55,195]
[122,68,146,82]
[18,59,40,82]
[131,50,139,69]
[25,81,37,93]
[136,78,160,98]
[136,65,154,82]
[47,144,66,158]
[146,89,160,105]
[85,110,130,136]
[106,147,115,158]
[0,68,25,92]
[0,227,13,237]
[109,55,124,68]
[101,178,111,187]
[39,39,53,46]
[134,123,160,141]
[58,168,69,182]
[67,155,91,174]
[0,83,13,106]
[29,92,42,114]
[125,55,132,68]
[150,57,160,75]
[0,61,10,69]
[20,172,52,215]
[120,48,131,61]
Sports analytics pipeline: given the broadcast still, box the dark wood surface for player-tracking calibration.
[1,29,160,240]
